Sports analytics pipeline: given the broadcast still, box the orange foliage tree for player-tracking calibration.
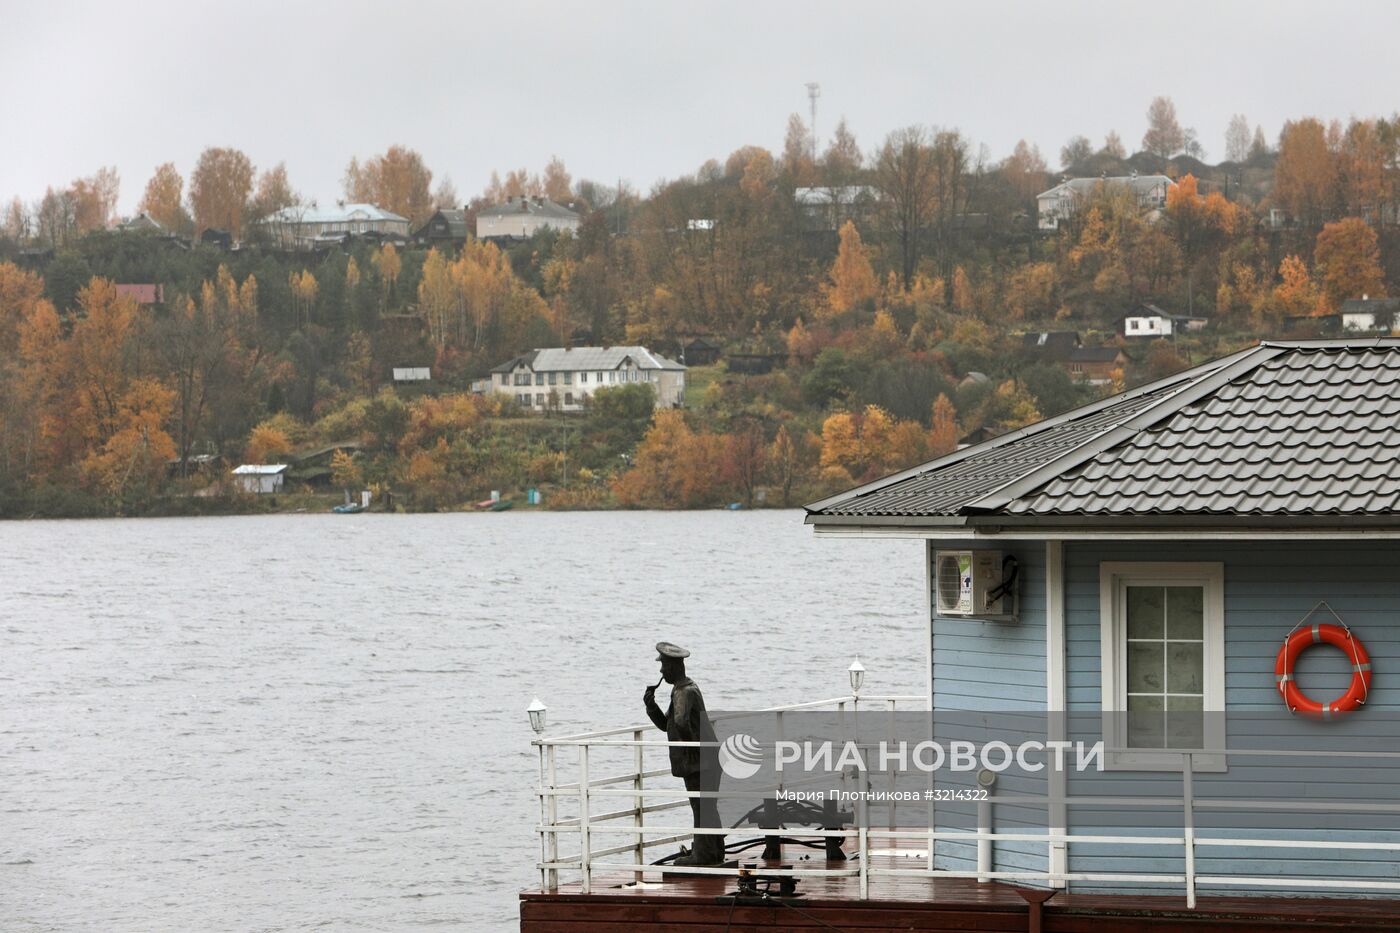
[1274,119,1334,230]
[189,147,255,236]
[344,145,435,225]
[929,394,960,456]
[1267,255,1323,318]
[613,411,723,508]
[139,162,188,231]
[823,221,878,317]
[1314,217,1385,312]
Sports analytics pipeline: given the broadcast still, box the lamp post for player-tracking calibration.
[848,658,866,696]
[528,697,550,889]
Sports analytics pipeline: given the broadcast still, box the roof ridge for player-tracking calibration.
[962,343,1286,513]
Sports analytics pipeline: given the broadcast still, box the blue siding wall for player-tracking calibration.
[1065,541,1400,714]
[930,542,1048,875]
[923,539,1400,894]
[1060,540,1400,895]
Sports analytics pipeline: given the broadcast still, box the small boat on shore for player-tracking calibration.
[331,503,365,514]
[476,498,513,511]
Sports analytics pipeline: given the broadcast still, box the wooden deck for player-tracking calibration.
[521,855,1400,932]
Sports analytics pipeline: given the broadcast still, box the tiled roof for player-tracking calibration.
[477,197,580,221]
[1067,347,1125,363]
[489,346,684,373]
[807,340,1400,523]
[1037,174,1173,200]
[416,209,468,238]
[263,203,408,225]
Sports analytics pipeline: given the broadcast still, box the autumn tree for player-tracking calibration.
[433,176,459,210]
[1265,255,1322,318]
[612,410,721,508]
[927,130,973,300]
[344,145,434,224]
[929,394,959,456]
[1224,114,1251,163]
[155,266,260,473]
[289,269,319,326]
[3,197,28,242]
[68,279,141,449]
[139,162,189,231]
[822,118,862,181]
[331,449,363,491]
[1059,135,1093,169]
[1274,118,1334,230]
[818,411,859,484]
[1142,96,1185,159]
[543,156,573,202]
[244,422,292,464]
[1336,119,1386,218]
[720,421,767,508]
[248,162,299,224]
[875,126,938,289]
[70,167,120,233]
[1002,139,1048,204]
[189,147,255,236]
[782,113,816,183]
[0,262,45,355]
[371,243,401,310]
[765,424,812,507]
[824,221,877,316]
[35,186,76,248]
[1249,125,1269,160]
[1314,217,1385,312]
[1166,174,1241,310]
[1101,131,1126,159]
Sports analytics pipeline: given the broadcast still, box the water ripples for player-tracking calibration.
[2,510,921,930]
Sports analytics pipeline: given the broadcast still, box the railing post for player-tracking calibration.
[579,744,591,894]
[536,743,548,891]
[858,773,870,899]
[1182,751,1196,910]
[887,698,898,833]
[633,729,645,878]
[977,795,992,883]
[545,744,559,891]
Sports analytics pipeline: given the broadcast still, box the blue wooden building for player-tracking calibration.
[805,339,1400,903]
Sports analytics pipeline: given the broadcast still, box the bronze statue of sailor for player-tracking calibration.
[643,641,726,865]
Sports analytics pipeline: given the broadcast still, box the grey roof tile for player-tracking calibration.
[808,340,1400,522]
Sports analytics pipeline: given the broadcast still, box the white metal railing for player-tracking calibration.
[531,698,1400,908]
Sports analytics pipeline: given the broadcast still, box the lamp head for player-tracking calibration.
[527,697,547,734]
[848,657,866,695]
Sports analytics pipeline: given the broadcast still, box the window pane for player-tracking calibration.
[1127,694,1164,747]
[1166,587,1203,639]
[1166,643,1204,694]
[1166,697,1204,748]
[1126,586,1164,638]
[1127,643,1165,693]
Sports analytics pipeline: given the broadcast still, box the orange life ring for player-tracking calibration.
[1274,623,1372,720]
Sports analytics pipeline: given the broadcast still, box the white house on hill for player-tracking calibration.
[1037,174,1173,231]
[489,346,685,411]
[476,196,581,240]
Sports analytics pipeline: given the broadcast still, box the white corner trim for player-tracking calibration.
[1046,540,1067,886]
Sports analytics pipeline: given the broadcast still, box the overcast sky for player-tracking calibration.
[4,0,1399,215]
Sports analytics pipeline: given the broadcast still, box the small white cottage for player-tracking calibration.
[232,464,288,494]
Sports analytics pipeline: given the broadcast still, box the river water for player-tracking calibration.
[2,511,924,931]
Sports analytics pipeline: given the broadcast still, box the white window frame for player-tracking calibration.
[1099,562,1225,772]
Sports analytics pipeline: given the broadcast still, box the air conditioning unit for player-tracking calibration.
[933,549,1016,619]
